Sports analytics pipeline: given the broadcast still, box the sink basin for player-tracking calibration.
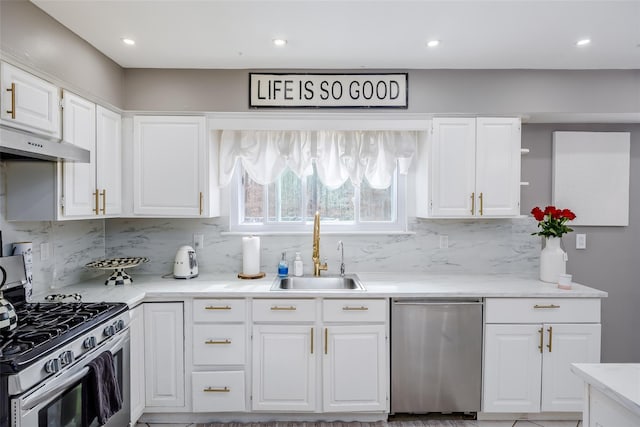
[271,274,365,291]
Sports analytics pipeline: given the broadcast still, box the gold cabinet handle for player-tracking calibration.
[205,305,231,310]
[203,386,230,393]
[93,189,99,215]
[479,192,484,216]
[324,327,328,355]
[6,83,15,119]
[205,339,231,345]
[310,327,314,354]
[199,191,203,215]
[470,192,475,215]
[342,306,368,311]
[546,326,553,352]
[538,327,544,353]
[100,189,106,215]
[270,305,296,311]
[534,304,560,309]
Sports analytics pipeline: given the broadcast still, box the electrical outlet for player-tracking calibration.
[576,234,586,250]
[193,234,204,250]
[439,235,449,249]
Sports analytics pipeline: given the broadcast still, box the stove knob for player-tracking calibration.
[59,350,75,366]
[83,336,97,349]
[103,325,115,337]
[116,319,125,331]
[45,358,61,374]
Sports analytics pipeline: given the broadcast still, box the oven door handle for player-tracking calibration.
[21,367,90,411]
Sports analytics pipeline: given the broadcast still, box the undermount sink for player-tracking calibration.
[271,274,366,291]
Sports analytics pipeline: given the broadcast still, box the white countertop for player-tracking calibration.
[571,363,640,417]
[34,272,607,308]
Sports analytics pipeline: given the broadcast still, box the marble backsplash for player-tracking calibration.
[3,162,540,294]
[105,216,540,279]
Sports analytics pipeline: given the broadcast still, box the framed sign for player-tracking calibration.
[249,73,408,109]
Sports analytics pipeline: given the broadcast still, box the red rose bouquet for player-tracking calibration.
[531,205,576,238]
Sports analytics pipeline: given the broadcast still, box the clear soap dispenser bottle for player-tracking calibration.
[293,252,304,277]
[278,251,289,277]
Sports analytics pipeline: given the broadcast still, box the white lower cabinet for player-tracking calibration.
[129,306,145,424]
[191,299,247,413]
[144,302,185,409]
[251,298,388,413]
[587,387,639,427]
[483,298,601,413]
[192,371,246,412]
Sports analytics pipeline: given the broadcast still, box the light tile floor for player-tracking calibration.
[138,420,582,427]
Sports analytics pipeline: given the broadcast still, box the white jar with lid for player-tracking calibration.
[293,252,304,277]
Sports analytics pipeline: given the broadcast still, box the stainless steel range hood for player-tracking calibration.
[0,127,90,162]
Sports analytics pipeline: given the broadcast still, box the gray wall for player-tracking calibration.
[0,0,124,108]
[123,68,640,115]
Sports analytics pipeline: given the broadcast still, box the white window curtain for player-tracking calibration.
[219,129,416,189]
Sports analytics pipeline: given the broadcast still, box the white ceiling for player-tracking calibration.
[31,0,640,70]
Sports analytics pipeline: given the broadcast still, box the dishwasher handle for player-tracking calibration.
[393,299,483,305]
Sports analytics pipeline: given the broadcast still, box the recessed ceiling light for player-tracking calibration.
[273,38,287,47]
[121,38,135,46]
[576,38,591,46]
[427,40,440,48]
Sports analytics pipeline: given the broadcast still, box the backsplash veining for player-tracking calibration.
[3,162,540,294]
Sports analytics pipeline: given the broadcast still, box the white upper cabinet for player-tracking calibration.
[60,91,121,218]
[1,62,60,138]
[419,117,521,218]
[61,92,96,217]
[132,116,219,217]
[96,105,122,216]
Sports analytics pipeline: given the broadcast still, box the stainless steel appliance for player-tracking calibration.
[391,298,483,414]
[173,245,198,279]
[0,256,130,427]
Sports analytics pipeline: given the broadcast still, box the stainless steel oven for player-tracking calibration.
[10,328,130,427]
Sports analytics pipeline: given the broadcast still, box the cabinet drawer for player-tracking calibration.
[485,298,600,324]
[193,324,245,366]
[192,371,245,412]
[252,299,315,322]
[193,299,246,323]
[323,299,387,322]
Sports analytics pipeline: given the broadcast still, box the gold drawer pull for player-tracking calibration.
[546,326,553,352]
[342,306,368,311]
[205,305,231,310]
[205,339,231,345]
[470,192,475,215]
[203,386,230,393]
[6,83,16,119]
[270,305,296,311]
[310,327,314,354]
[479,192,484,216]
[100,189,106,215]
[534,304,560,309]
[93,190,99,215]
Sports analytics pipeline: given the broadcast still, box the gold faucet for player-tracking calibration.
[312,211,328,276]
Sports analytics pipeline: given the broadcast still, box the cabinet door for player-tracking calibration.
[323,325,387,412]
[430,117,476,217]
[96,106,122,216]
[251,325,316,411]
[61,91,96,218]
[1,62,60,137]
[144,303,185,408]
[541,323,601,412]
[475,117,521,216]
[129,306,145,424]
[483,324,542,413]
[133,116,206,216]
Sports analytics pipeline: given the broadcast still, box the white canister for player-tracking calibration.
[12,242,33,301]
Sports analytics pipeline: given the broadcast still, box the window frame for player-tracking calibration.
[229,165,407,234]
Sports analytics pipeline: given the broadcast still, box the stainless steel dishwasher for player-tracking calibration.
[391,298,483,414]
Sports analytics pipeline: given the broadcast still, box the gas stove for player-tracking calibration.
[0,255,131,427]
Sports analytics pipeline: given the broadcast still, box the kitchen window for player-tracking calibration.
[221,129,415,233]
